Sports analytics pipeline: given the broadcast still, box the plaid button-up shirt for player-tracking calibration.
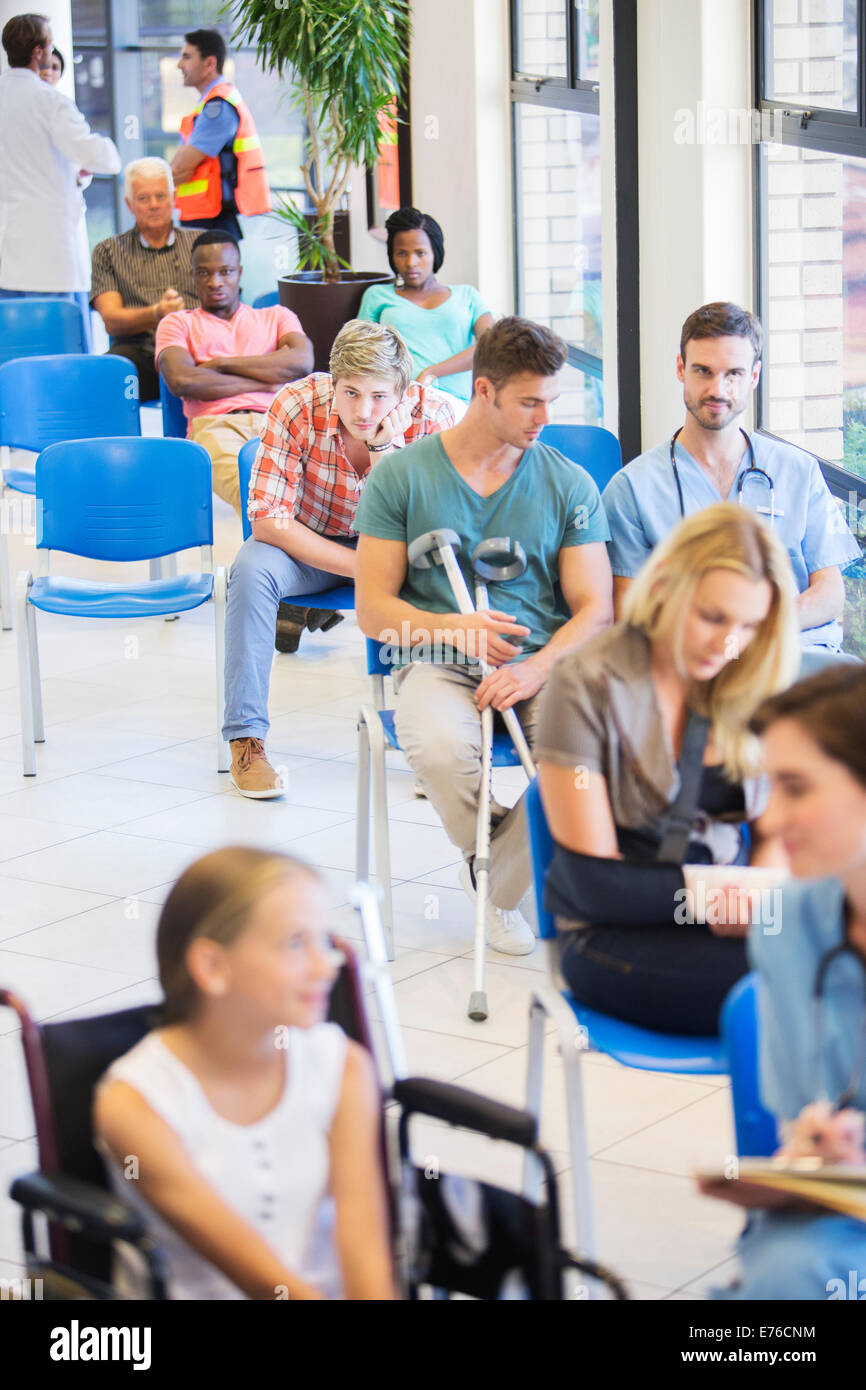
[249,373,456,535]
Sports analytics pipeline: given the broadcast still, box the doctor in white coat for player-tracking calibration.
[0,13,120,345]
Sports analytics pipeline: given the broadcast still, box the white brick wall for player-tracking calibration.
[764,0,848,464]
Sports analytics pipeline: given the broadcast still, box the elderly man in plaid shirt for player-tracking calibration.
[223,319,455,797]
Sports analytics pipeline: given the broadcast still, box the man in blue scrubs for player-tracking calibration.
[603,302,860,650]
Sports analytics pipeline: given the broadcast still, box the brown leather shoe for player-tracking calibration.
[229,738,285,799]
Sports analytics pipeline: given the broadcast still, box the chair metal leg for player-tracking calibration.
[15,572,36,775]
[28,599,44,742]
[561,1033,597,1263]
[361,705,395,961]
[355,712,372,885]
[213,567,229,772]
[0,469,12,630]
[0,530,12,631]
[522,994,547,1202]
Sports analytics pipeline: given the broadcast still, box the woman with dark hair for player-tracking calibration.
[39,46,63,84]
[93,847,395,1300]
[358,206,494,402]
[702,663,866,1299]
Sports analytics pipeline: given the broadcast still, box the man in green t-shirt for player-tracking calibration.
[354,316,614,955]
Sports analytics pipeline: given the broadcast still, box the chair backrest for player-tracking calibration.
[253,291,279,309]
[720,973,778,1158]
[159,372,189,439]
[526,778,558,941]
[539,424,622,492]
[237,436,259,541]
[36,437,214,561]
[0,355,141,452]
[0,298,87,368]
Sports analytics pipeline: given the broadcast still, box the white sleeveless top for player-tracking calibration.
[95,1023,348,1300]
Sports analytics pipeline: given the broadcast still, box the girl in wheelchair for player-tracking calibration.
[93,847,395,1300]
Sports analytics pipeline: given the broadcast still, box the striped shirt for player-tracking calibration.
[90,227,199,353]
[250,373,456,536]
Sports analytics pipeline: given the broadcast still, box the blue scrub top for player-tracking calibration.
[602,433,861,650]
[748,877,866,1122]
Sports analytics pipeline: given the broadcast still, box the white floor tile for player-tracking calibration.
[0,877,112,942]
[116,794,351,850]
[0,949,145,1035]
[0,831,202,897]
[2,898,159,978]
[0,771,208,830]
[0,813,93,863]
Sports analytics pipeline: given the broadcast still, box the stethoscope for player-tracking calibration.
[812,935,866,1111]
[669,427,781,527]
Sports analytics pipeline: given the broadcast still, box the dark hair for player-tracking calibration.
[191,230,240,257]
[50,45,63,73]
[472,316,567,389]
[157,848,322,1024]
[184,27,226,73]
[385,207,445,275]
[2,12,49,67]
[680,301,763,365]
[749,663,866,789]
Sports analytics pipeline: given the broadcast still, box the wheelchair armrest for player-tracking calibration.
[11,1171,147,1245]
[392,1077,538,1149]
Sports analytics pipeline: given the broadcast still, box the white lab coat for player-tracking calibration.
[0,68,120,292]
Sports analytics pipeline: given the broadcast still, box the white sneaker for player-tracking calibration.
[458,862,535,956]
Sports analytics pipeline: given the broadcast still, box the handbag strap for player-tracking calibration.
[656,710,711,864]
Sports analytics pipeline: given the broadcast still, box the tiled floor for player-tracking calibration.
[0,432,744,1300]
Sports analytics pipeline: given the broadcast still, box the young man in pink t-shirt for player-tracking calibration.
[155,230,314,516]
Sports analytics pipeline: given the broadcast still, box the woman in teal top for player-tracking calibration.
[709,663,866,1299]
[358,207,493,402]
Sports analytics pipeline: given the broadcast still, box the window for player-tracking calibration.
[755,0,866,656]
[511,1,604,427]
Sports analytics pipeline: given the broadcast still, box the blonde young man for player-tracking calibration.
[223,320,455,798]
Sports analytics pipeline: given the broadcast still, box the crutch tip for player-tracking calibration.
[468,991,488,1022]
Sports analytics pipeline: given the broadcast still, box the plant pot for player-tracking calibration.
[278,271,394,373]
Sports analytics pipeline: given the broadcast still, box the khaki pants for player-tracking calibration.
[188,412,264,517]
[392,661,541,909]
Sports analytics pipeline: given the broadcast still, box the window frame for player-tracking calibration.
[509,0,641,459]
[753,0,866,503]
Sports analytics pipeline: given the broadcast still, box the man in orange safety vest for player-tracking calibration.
[171,28,270,241]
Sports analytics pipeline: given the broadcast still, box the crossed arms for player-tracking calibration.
[158,332,314,402]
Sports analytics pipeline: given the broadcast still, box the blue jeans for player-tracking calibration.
[0,288,93,351]
[222,536,354,743]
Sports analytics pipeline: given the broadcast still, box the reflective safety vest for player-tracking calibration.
[176,82,271,220]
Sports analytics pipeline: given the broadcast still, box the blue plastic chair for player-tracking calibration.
[523,777,729,1256]
[252,291,279,309]
[158,373,188,440]
[356,638,525,962]
[14,437,228,777]
[235,437,356,611]
[539,424,622,492]
[720,973,777,1158]
[0,299,87,369]
[0,354,142,631]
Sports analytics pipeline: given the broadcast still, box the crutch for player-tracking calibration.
[406,528,536,778]
[407,530,532,1022]
[466,538,530,1020]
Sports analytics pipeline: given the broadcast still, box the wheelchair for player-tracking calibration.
[2,901,627,1302]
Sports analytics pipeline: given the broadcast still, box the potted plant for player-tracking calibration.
[227,0,409,369]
